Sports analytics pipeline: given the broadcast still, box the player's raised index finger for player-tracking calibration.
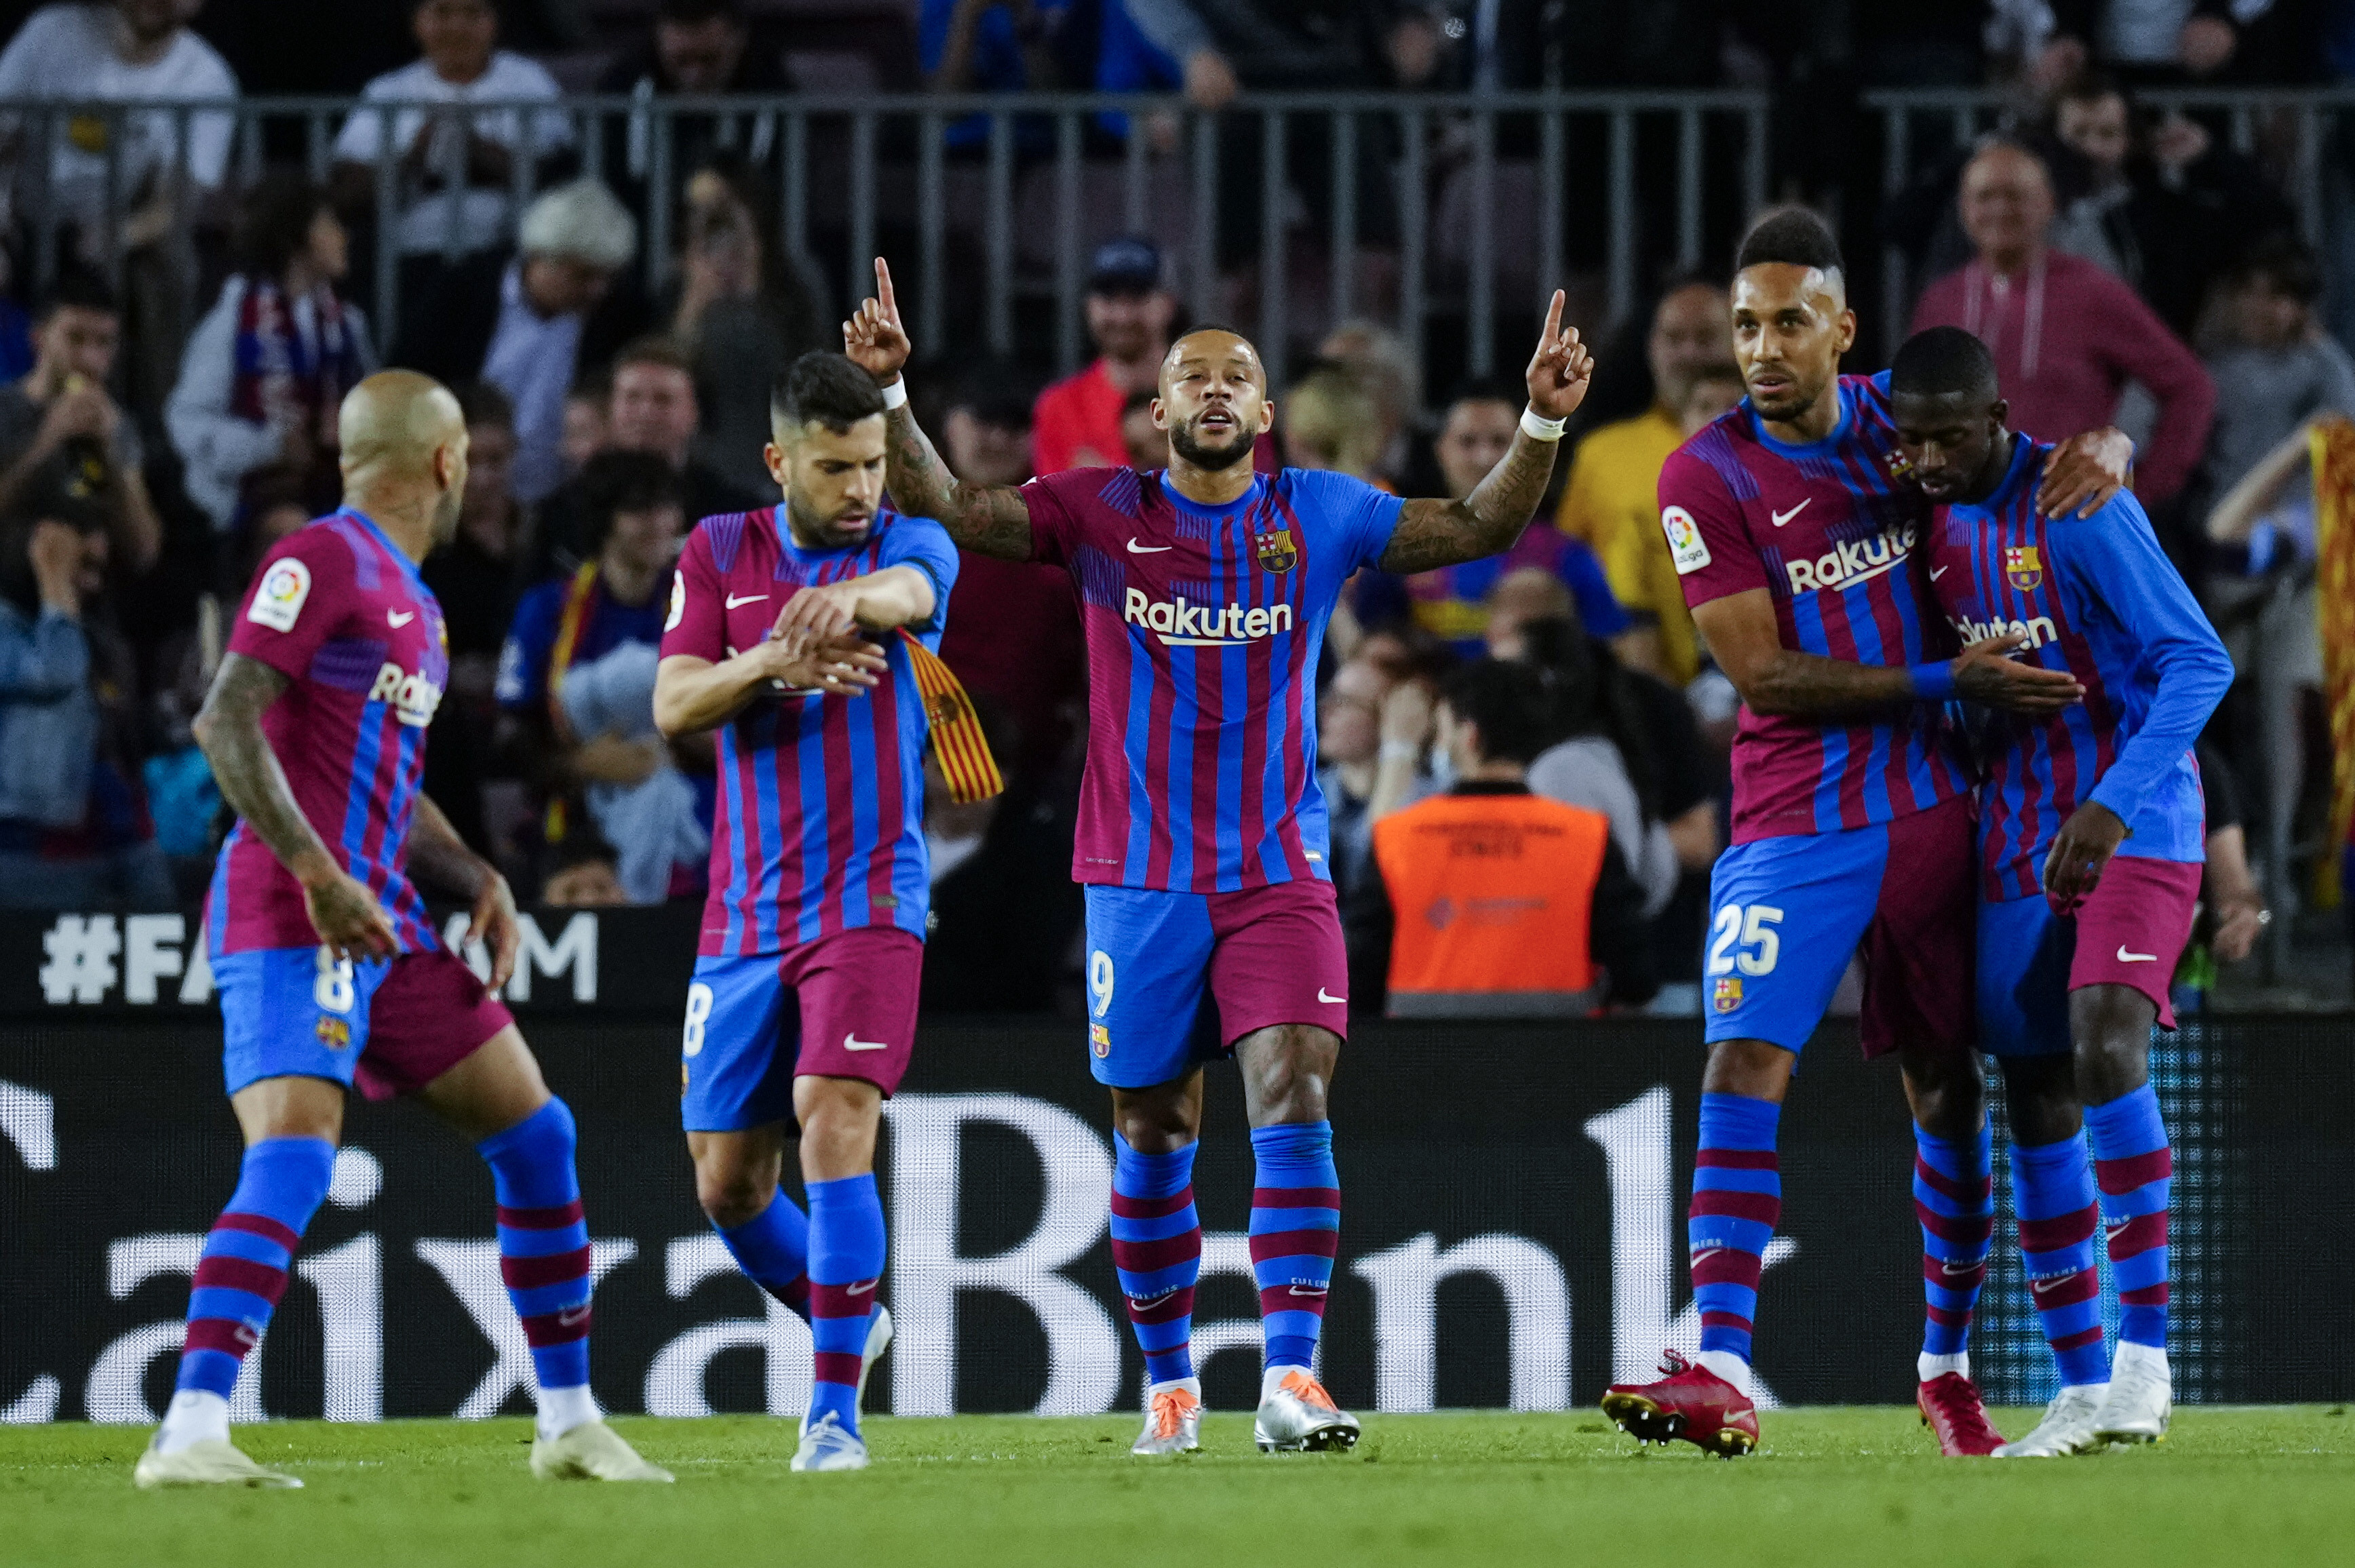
[875,257,898,316]
[1542,289,1565,347]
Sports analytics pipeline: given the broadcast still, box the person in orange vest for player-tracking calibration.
[1346,658,1655,1018]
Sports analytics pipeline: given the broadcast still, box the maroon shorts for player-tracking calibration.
[355,948,516,1100]
[2063,855,2203,1026]
[680,927,925,1131]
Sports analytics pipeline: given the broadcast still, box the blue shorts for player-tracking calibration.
[680,928,923,1132]
[216,945,513,1099]
[1979,855,2204,1056]
[1083,880,1348,1091]
[1702,796,1974,1059]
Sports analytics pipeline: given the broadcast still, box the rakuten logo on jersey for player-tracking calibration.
[367,663,446,727]
[1950,611,2058,650]
[1783,522,1917,595]
[1123,589,1295,647]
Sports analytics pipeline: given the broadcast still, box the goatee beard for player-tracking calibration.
[1169,423,1254,471]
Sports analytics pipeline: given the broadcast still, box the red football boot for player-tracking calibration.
[1918,1371,2005,1456]
[1599,1351,1759,1457]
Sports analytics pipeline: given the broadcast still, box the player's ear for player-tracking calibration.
[1834,307,1858,355]
[1150,397,1169,432]
[1258,396,1276,436]
[1989,397,2009,435]
[764,439,790,492]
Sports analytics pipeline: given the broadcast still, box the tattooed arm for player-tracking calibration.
[844,257,1035,560]
[410,794,520,991]
[1376,290,1592,574]
[193,652,397,961]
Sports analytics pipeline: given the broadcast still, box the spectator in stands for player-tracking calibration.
[2194,739,2266,967]
[1319,320,1419,484]
[562,376,608,477]
[922,0,1087,150]
[395,178,645,506]
[331,0,573,263]
[2048,72,2293,338]
[2201,237,2355,503]
[669,159,823,498]
[0,512,170,907]
[1355,380,1629,659]
[1555,274,1727,684]
[1344,657,1654,1019]
[594,0,794,217]
[1315,655,1388,898]
[1032,237,1174,474]
[166,174,372,533]
[534,336,756,574]
[1280,362,1384,481]
[0,271,161,578]
[421,381,527,857]
[1119,387,1168,471]
[541,831,629,908]
[499,451,701,893]
[0,1,238,411]
[934,363,1086,783]
[2033,1,2253,91]
[1911,139,2214,507]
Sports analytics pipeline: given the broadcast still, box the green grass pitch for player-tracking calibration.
[4,1407,2352,1568]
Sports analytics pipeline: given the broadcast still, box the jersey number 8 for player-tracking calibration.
[313,949,356,1013]
[1707,903,1784,977]
[682,982,714,1057]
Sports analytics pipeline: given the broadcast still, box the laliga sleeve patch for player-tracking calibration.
[246,557,313,632]
[1662,506,1712,576]
[665,571,686,633]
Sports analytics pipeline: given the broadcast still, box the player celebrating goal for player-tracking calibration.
[653,352,967,1474]
[1599,211,2133,1458]
[844,256,1592,1455]
[140,373,665,1488]
[1891,327,2231,1455]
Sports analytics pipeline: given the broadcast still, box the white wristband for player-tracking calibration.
[880,376,909,411]
[1521,405,1567,442]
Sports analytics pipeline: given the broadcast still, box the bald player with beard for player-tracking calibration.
[138,373,668,1489]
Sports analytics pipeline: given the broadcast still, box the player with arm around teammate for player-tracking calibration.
[652,352,966,1474]
[1890,326,2232,1457]
[137,373,667,1488]
[1598,210,2135,1459]
[844,256,1592,1455]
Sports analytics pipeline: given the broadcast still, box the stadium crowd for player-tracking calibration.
[0,0,2335,1014]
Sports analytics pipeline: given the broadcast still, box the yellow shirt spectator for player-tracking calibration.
[1557,404,1696,683]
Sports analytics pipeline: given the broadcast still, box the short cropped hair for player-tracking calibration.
[657,0,744,22]
[1890,326,1999,402]
[1736,206,1844,276]
[1439,659,1557,766]
[771,351,887,434]
[1443,377,1527,416]
[610,335,695,379]
[454,379,515,432]
[520,180,638,271]
[2232,232,2324,305]
[577,450,683,554]
[38,267,118,322]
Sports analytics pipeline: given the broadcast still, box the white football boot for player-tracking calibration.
[859,1306,893,1408]
[1253,1369,1361,1453]
[1132,1381,1204,1455]
[2090,1341,2171,1445]
[133,1436,302,1489]
[792,1410,870,1472]
[1992,1384,2107,1457]
[530,1419,674,1481]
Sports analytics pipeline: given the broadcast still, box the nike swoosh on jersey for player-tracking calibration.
[1317,987,1345,1004]
[1770,499,1810,527]
[842,1032,890,1051]
[386,609,415,627]
[2116,947,2159,963]
[1126,539,1171,553]
[726,593,768,608]
[1928,565,1949,580]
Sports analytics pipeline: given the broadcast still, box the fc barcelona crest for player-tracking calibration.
[1255,526,1298,575]
[2004,545,2043,592]
[1713,977,1743,1014]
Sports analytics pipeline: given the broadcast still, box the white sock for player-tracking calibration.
[1918,1352,1970,1383]
[1694,1350,1751,1393]
[155,1390,230,1455]
[534,1383,600,1443]
[2112,1340,2170,1379]
[1261,1364,1311,1402]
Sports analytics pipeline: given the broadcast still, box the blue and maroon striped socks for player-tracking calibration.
[2012,1132,2109,1387]
[160,1135,336,1449]
[2086,1085,2171,1353]
[1690,1092,1780,1385]
[479,1098,599,1438]
[1249,1121,1339,1391]
[1915,1122,1994,1377]
[717,1191,813,1320]
[806,1173,886,1438]
[1111,1137,1201,1390]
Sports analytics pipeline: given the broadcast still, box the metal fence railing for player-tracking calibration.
[0,90,1770,385]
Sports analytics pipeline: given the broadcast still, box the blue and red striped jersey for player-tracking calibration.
[662,504,959,956]
[1023,466,1401,891]
[210,509,446,957]
[1662,372,1972,842]
[1925,438,2232,900]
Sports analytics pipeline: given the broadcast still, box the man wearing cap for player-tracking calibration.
[1030,237,1176,475]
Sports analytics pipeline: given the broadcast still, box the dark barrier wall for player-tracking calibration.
[1,907,2347,1423]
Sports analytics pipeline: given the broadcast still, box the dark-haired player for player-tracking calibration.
[1599,209,2134,1457]
[653,351,962,1473]
[845,258,1591,1455]
[1890,326,2230,1455]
